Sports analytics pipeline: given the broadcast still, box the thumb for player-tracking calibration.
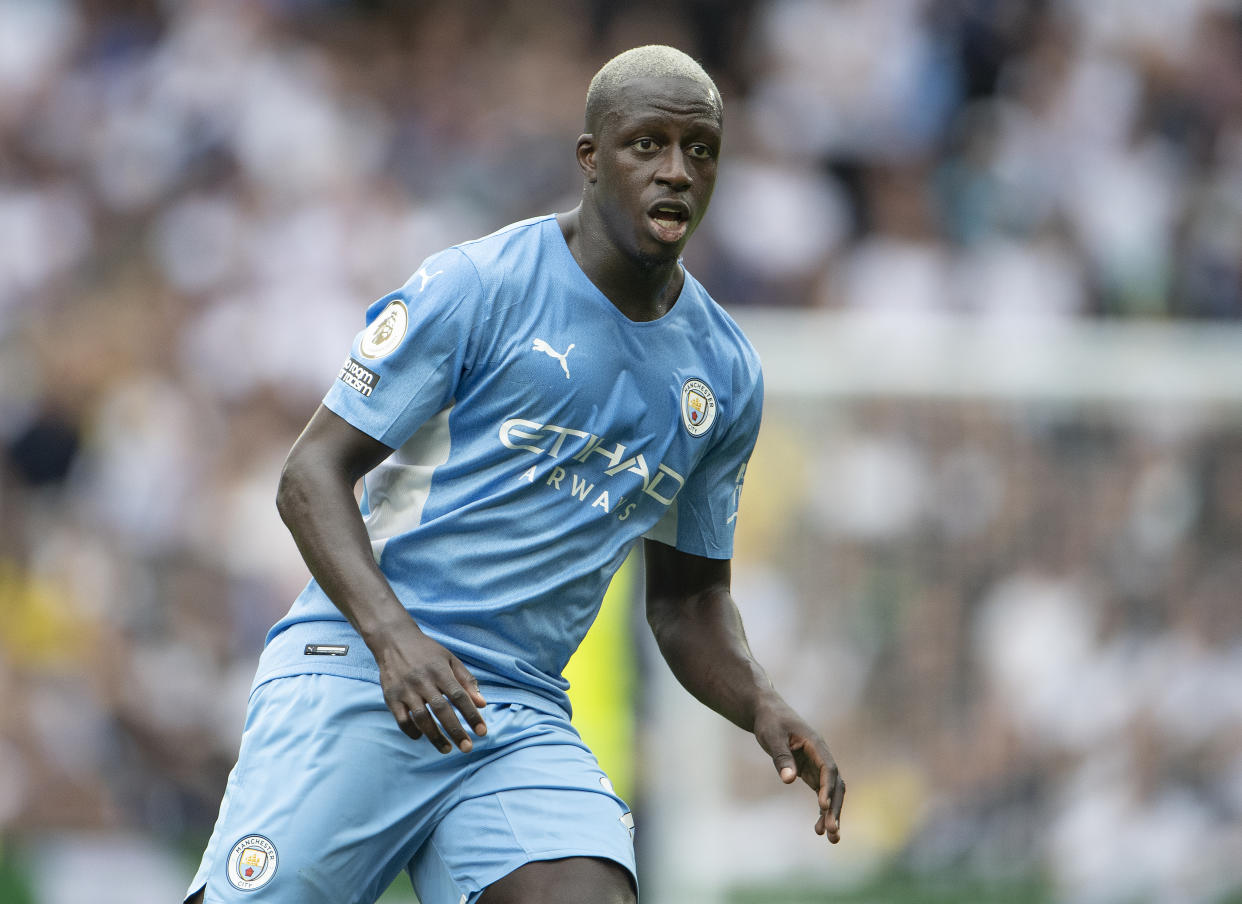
[770,740,797,784]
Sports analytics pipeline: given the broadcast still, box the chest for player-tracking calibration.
[460,294,728,485]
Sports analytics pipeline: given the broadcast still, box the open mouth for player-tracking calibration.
[648,201,690,243]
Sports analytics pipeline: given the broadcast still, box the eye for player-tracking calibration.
[688,144,715,159]
[633,138,658,152]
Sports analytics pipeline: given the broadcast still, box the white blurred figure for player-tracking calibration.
[28,834,188,904]
[749,0,956,160]
[953,233,1086,324]
[150,193,248,296]
[974,570,1117,753]
[706,158,849,285]
[76,375,207,556]
[811,432,928,542]
[931,443,1006,541]
[822,158,956,319]
[1050,749,1223,904]
[0,0,80,126]
[0,183,93,316]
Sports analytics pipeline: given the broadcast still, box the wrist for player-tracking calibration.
[749,685,790,726]
[357,608,422,652]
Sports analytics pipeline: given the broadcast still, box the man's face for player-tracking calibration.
[582,75,722,267]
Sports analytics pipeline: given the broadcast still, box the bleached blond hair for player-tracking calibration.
[584,45,722,132]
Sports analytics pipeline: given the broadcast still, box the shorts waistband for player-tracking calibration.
[252,620,570,718]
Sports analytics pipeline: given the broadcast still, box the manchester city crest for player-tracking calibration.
[680,378,717,437]
[227,834,278,891]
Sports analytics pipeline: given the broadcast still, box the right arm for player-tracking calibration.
[275,404,487,753]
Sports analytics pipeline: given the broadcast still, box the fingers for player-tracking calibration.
[450,660,488,736]
[387,700,423,742]
[412,699,456,753]
[830,775,846,837]
[773,734,828,788]
[790,737,844,845]
[386,662,488,754]
[789,736,825,778]
[813,760,845,845]
[756,710,846,846]
[389,694,467,753]
[434,693,478,752]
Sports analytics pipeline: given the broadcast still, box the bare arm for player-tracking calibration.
[644,538,845,843]
[276,404,486,753]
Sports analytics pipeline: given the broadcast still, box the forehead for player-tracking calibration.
[601,75,721,133]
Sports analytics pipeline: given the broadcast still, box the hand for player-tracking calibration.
[372,619,488,754]
[753,698,845,844]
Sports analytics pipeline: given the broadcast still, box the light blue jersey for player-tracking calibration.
[254,215,763,715]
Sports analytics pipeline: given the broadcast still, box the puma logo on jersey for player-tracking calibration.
[413,266,444,292]
[531,338,574,379]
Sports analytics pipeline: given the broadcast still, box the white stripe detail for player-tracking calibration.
[642,498,679,547]
[364,404,453,560]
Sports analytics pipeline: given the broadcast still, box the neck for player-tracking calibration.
[557,205,684,322]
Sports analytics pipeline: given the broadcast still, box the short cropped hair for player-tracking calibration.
[584,45,722,133]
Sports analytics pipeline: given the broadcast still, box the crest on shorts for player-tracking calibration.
[227,834,278,891]
[360,299,408,359]
[680,378,717,438]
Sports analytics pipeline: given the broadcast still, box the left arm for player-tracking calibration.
[644,538,845,843]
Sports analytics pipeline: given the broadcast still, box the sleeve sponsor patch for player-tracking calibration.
[339,356,380,397]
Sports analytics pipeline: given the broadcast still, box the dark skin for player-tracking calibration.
[562,73,843,843]
[644,543,845,845]
[558,74,722,322]
[186,73,841,904]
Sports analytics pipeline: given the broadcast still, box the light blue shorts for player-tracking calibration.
[187,674,636,904]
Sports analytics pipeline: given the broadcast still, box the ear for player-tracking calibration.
[576,134,598,183]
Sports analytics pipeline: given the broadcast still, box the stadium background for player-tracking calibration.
[2,0,1241,901]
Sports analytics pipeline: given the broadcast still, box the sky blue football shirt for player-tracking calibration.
[255,215,764,715]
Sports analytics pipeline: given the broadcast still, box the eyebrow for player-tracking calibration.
[616,111,722,136]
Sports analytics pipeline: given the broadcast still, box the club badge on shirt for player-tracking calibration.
[681,378,717,437]
[227,834,278,890]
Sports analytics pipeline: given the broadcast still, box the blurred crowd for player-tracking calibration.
[717,399,1242,904]
[2,0,1241,901]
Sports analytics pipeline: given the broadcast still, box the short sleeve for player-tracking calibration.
[651,369,764,559]
[323,248,484,449]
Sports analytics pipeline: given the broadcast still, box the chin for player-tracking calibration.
[636,229,692,267]
[632,242,682,270]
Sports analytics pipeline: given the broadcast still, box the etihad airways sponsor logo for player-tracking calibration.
[499,417,686,518]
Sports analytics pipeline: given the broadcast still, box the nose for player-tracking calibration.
[655,147,692,191]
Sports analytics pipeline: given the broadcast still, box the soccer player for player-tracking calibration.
[186,45,844,904]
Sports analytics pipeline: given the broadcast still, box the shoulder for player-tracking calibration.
[680,268,763,384]
[449,214,559,285]
[385,215,557,316]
